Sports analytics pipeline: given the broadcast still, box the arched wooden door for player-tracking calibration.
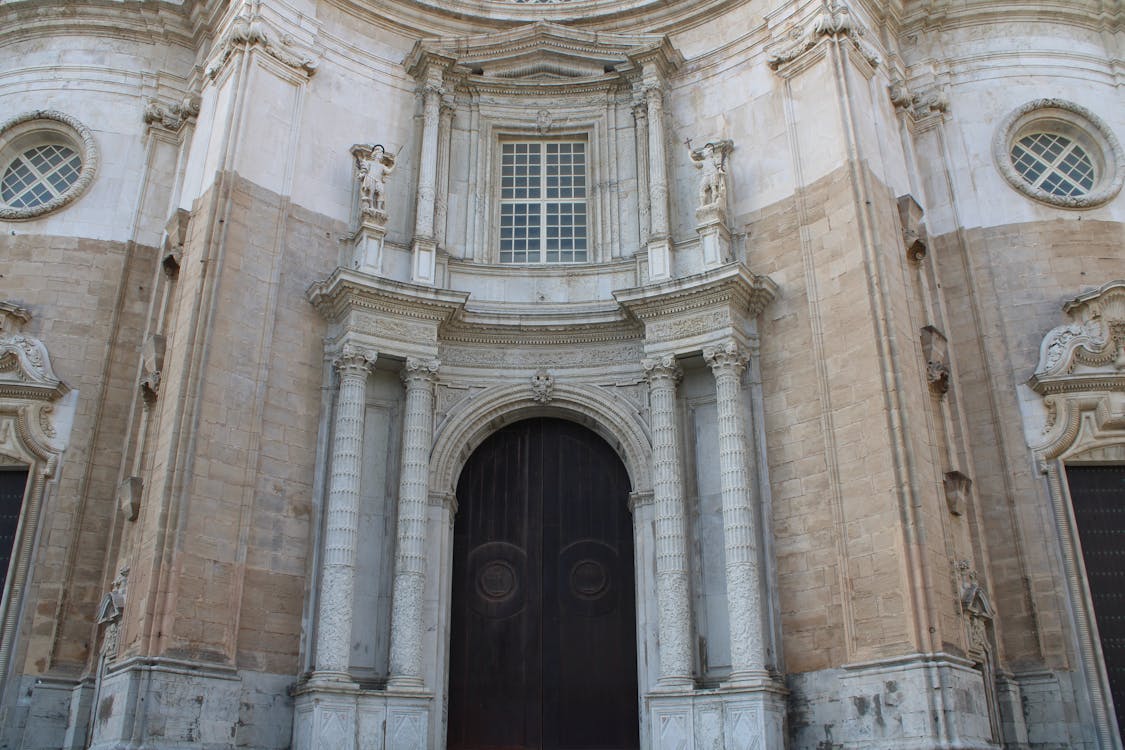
[448,418,640,750]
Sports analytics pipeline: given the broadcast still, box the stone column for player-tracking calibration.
[434,97,455,252]
[411,71,443,285]
[703,341,767,682]
[312,344,376,684]
[643,74,672,280]
[388,357,440,689]
[642,355,693,687]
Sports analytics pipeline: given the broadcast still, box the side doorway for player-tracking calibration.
[448,417,640,750]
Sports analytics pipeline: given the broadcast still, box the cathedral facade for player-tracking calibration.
[0,0,1123,748]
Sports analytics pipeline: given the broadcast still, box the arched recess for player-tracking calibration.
[0,302,73,700]
[1029,279,1125,749]
[429,382,653,500]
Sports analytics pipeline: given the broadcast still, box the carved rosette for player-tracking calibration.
[389,358,440,687]
[642,355,693,685]
[314,345,376,680]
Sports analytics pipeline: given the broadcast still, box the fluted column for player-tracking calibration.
[313,345,376,683]
[643,355,693,687]
[388,357,440,689]
[411,70,443,285]
[704,341,768,682]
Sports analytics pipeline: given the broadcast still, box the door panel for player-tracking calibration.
[1066,464,1125,736]
[0,468,29,594]
[449,418,639,750]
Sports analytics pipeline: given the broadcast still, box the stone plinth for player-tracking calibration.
[352,213,388,276]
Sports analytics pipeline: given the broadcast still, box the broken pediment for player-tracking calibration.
[0,302,68,401]
[404,22,682,88]
[1029,279,1125,395]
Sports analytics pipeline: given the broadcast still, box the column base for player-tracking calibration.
[293,683,432,750]
[647,680,787,750]
[647,236,672,281]
[304,670,360,691]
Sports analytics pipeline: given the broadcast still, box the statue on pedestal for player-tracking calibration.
[352,143,396,221]
[691,139,733,211]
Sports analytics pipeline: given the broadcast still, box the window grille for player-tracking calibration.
[499,141,587,263]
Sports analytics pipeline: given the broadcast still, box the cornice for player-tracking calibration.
[899,0,1124,35]
[306,268,470,326]
[0,0,198,49]
[404,22,681,94]
[613,262,779,322]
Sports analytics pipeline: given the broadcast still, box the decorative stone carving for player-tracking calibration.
[0,110,99,222]
[530,369,554,404]
[897,194,927,262]
[691,140,733,213]
[143,95,201,133]
[206,6,318,79]
[766,0,880,72]
[1030,279,1125,395]
[117,476,144,522]
[889,80,948,120]
[140,334,165,401]
[0,302,67,401]
[536,109,552,134]
[920,325,950,395]
[956,561,995,660]
[353,144,397,221]
[642,355,693,686]
[943,470,972,517]
[96,567,128,659]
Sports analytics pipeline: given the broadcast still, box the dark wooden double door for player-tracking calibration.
[449,418,640,750]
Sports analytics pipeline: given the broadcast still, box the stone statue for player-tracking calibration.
[690,140,733,210]
[352,143,396,218]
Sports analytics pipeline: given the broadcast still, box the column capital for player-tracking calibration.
[642,355,682,385]
[703,341,749,377]
[333,344,377,376]
[402,357,440,386]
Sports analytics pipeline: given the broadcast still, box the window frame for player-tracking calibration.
[0,110,98,221]
[993,99,1124,209]
[492,133,593,265]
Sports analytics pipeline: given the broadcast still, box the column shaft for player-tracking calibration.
[414,84,442,240]
[388,358,439,688]
[314,346,375,681]
[644,84,670,239]
[643,356,693,687]
[704,342,767,681]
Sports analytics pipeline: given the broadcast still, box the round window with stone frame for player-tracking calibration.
[0,111,98,220]
[994,99,1124,209]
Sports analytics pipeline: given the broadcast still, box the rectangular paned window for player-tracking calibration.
[499,141,587,263]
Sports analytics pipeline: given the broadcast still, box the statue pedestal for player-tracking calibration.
[352,212,388,275]
[695,204,731,268]
[411,236,437,285]
[647,236,672,281]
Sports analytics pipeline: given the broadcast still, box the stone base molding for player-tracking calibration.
[647,682,787,750]
[292,685,431,750]
[788,653,1002,750]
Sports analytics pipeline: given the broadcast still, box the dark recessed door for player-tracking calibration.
[1066,464,1125,736]
[449,418,639,750]
[0,468,29,593]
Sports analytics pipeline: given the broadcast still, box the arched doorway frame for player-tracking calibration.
[1029,279,1125,749]
[428,382,655,748]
